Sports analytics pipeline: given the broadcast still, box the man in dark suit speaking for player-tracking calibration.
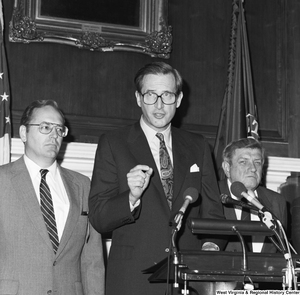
[89,62,225,295]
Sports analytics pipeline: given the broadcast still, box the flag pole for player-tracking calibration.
[0,0,12,165]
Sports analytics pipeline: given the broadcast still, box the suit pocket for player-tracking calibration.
[0,280,19,294]
[75,282,84,295]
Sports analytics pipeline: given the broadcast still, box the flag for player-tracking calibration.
[0,0,11,165]
[213,0,259,180]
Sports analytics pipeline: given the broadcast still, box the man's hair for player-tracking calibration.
[222,137,265,165]
[134,61,183,95]
[20,100,65,126]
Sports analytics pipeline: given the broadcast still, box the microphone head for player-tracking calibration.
[231,181,247,198]
[183,187,199,203]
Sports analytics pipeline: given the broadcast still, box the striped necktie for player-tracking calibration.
[40,169,59,253]
[156,133,173,209]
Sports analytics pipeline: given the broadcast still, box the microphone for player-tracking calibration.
[174,187,199,229]
[221,193,256,210]
[230,181,278,230]
[179,187,199,214]
[231,181,265,212]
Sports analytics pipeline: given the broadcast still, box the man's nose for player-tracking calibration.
[50,127,59,138]
[155,97,164,109]
[248,161,257,171]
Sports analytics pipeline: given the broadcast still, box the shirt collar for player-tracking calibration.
[24,154,58,179]
[140,115,172,146]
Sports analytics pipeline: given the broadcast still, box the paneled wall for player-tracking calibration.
[3,0,295,157]
[10,138,300,193]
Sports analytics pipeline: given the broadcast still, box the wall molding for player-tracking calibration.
[11,110,289,157]
[11,138,300,192]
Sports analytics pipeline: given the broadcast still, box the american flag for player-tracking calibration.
[0,0,11,165]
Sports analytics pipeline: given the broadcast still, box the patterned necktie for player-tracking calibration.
[40,169,59,253]
[156,133,173,209]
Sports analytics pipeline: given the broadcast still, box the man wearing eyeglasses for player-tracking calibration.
[0,100,105,295]
[89,62,225,295]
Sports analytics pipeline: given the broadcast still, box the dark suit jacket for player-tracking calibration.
[219,179,287,253]
[89,122,225,295]
[0,157,105,295]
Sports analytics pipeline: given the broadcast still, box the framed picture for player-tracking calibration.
[9,0,172,58]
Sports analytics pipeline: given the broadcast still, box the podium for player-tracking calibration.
[177,251,300,294]
[147,219,300,294]
[178,250,300,282]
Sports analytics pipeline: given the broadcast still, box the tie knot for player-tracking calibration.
[156,133,164,142]
[40,169,49,179]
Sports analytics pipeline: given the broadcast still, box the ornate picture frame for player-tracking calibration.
[9,0,172,58]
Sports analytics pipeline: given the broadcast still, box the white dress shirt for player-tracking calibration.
[24,155,70,240]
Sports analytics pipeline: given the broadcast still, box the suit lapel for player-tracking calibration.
[12,157,54,252]
[55,167,81,256]
[172,129,190,203]
[11,158,82,257]
[256,187,273,210]
[219,180,236,219]
[128,123,171,211]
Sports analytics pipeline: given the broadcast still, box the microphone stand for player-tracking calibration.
[171,212,184,290]
[244,190,298,290]
[259,211,297,290]
[171,228,179,289]
[171,211,195,295]
[232,226,248,271]
[276,220,298,290]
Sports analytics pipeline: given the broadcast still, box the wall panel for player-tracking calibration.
[4,0,290,156]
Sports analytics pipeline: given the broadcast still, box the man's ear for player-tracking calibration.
[176,92,183,108]
[19,125,27,143]
[135,91,142,107]
[222,161,231,178]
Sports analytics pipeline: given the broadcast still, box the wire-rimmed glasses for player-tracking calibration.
[27,121,68,137]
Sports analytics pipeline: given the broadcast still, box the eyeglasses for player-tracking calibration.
[140,91,177,105]
[27,121,69,137]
